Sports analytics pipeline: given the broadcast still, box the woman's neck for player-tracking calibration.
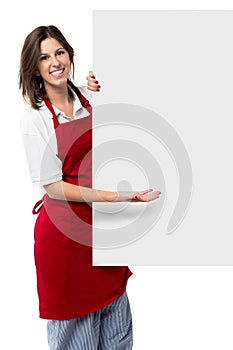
[46,84,71,104]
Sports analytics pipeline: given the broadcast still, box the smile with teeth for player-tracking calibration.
[50,68,65,78]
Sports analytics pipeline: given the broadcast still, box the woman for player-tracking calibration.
[19,25,161,350]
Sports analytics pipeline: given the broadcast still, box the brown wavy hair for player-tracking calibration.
[19,25,76,110]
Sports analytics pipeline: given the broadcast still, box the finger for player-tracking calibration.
[87,86,101,92]
[87,78,100,89]
[150,191,161,200]
[87,84,101,91]
[139,189,153,195]
[133,190,152,201]
[149,191,161,197]
[153,191,161,196]
[146,190,161,196]
[88,81,100,88]
[143,191,161,201]
[89,70,95,78]
[86,75,98,83]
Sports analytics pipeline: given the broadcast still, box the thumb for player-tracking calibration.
[89,70,94,77]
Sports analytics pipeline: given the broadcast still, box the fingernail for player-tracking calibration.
[134,195,138,199]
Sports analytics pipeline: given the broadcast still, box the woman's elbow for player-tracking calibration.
[43,181,63,200]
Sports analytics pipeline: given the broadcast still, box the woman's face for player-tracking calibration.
[37,37,71,91]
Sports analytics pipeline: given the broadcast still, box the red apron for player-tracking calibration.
[33,90,132,320]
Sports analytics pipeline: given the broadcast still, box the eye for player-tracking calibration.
[40,55,48,61]
[56,50,65,56]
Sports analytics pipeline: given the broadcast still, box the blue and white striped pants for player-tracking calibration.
[47,292,133,350]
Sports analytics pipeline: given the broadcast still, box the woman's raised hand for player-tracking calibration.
[86,71,101,92]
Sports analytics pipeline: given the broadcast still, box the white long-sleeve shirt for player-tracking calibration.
[20,86,92,190]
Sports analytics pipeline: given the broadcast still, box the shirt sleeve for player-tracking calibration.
[20,108,63,187]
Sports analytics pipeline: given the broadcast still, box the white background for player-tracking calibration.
[1,1,233,349]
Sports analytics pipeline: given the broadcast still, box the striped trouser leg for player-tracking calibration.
[47,316,99,350]
[47,292,133,350]
[98,291,133,350]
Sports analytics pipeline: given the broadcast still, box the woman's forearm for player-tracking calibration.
[44,180,120,202]
[44,180,161,203]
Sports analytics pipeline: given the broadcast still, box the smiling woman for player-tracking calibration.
[19,26,75,110]
[19,24,160,350]
[37,38,75,117]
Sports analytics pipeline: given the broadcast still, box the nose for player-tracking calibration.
[51,55,60,66]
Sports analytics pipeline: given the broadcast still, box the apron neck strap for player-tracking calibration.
[75,88,91,109]
[44,98,59,129]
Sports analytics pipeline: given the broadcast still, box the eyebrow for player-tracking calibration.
[39,47,65,56]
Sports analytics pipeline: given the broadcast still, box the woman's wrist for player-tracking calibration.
[113,191,133,202]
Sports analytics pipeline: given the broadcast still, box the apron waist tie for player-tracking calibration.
[32,197,45,214]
